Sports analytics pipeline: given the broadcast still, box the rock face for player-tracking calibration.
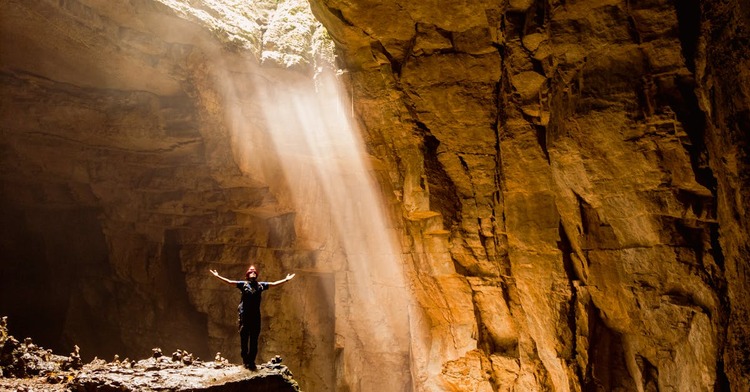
[0,0,748,392]
[309,0,749,391]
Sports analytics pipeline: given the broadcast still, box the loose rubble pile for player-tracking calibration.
[0,317,299,392]
[0,316,80,385]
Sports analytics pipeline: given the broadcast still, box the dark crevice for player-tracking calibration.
[530,0,547,34]
[504,12,526,39]
[530,57,546,76]
[636,76,655,119]
[636,355,659,392]
[557,222,579,368]
[672,0,701,73]
[472,299,491,354]
[575,192,590,236]
[400,28,419,73]
[674,188,709,218]
[457,154,470,173]
[574,192,619,250]
[418,123,461,229]
[584,305,638,391]
[558,222,577,282]
[451,258,470,276]
[499,280,515,324]
[324,6,354,27]
[432,25,454,42]
[663,289,711,315]
[369,41,402,76]
[674,76,716,193]
[534,124,550,162]
[665,4,719,273]
[624,0,643,44]
[709,221,732,392]
[709,223,725,269]
[715,356,732,392]
[672,218,705,249]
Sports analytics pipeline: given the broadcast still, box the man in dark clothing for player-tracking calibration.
[210,265,295,370]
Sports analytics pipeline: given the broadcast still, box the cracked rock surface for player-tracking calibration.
[309,0,749,390]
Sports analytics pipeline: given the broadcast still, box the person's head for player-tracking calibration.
[245,265,258,280]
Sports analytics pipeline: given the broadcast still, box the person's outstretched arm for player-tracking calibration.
[268,273,295,286]
[210,269,241,285]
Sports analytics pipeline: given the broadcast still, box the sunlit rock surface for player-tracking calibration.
[309,0,749,391]
[71,356,299,392]
[1,0,749,391]
[0,317,299,391]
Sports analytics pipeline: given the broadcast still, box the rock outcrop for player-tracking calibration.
[1,316,299,391]
[1,0,748,391]
[70,354,299,392]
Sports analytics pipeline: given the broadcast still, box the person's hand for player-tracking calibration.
[210,269,219,277]
[286,273,295,281]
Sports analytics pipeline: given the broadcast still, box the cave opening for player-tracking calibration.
[0,190,125,359]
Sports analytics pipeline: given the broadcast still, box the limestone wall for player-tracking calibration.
[309,0,748,390]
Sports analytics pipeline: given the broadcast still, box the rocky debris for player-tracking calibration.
[0,317,299,392]
[0,317,78,379]
[70,353,300,392]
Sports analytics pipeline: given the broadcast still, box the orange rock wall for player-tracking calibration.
[309,0,748,390]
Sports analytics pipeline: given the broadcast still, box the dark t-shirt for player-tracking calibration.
[236,281,269,320]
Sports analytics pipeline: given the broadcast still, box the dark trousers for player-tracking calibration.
[239,317,261,365]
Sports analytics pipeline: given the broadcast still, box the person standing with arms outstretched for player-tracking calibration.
[210,265,295,370]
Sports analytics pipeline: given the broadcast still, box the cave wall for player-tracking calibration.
[0,1,335,390]
[698,1,750,388]
[308,0,749,390]
[1,0,749,391]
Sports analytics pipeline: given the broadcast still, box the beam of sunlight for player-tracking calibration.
[221,64,413,389]
[261,70,412,389]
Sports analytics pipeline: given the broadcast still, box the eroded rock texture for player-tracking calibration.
[0,0,748,391]
[309,0,749,390]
